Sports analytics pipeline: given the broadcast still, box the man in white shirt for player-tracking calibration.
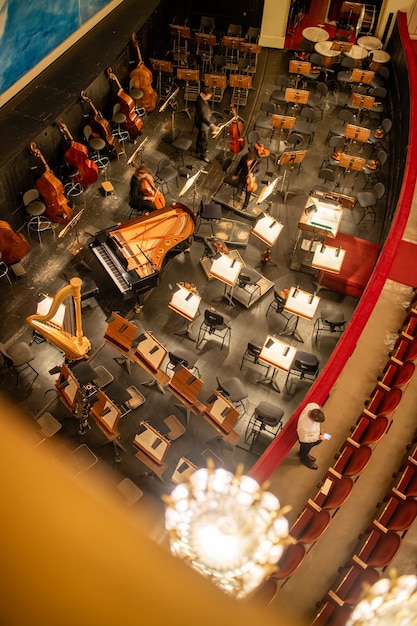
[296,402,326,470]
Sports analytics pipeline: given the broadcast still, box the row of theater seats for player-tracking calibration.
[251,289,417,614]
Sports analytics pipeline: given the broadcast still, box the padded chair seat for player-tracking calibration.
[239,266,262,286]
[5,342,35,366]
[217,376,248,403]
[254,401,284,427]
[201,203,222,220]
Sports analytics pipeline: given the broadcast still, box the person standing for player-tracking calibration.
[296,402,327,470]
[232,150,259,210]
[194,86,219,163]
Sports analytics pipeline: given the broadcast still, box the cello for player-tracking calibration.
[228,104,245,154]
[80,91,122,160]
[106,67,144,139]
[30,142,73,224]
[130,33,158,112]
[0,221,30,264]
[57,119,98,186]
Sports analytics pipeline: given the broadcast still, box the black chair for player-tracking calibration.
[270,75,291,109]
[222,156,239,202]
[171,128,192,165]
[216,375,248,413]
[326,108,355,144]
[154,157,179,195]
[316,167,338,191]
[240,340,269,371]
[0,340,38,384]
[293,107,315,147]
[245,401,284,450]
[196,196,222,236]
[199,15,215,33]
[285,350,319,392]
[245,26,260,43]
[254,101,277,133]
[197,309,231,350]
[236,266,262,307]
[314,308,346,342]
[165,347,200,377]
[363,149,388,186]
[266,289,292,324]
[308,82,328,119]
[356,181,385,225]
[368,118,392,153]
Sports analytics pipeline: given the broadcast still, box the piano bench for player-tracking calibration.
[101,181,114,197]
[81,277,100,301]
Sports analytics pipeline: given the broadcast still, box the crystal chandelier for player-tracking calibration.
[347,570,417,625]
[164,462,290,598]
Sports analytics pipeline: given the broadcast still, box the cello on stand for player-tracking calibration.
[57,119,98,186]
[130,33,158,112]
[30,142,73,224]
[228,104,245,154]
[106,67,144,139]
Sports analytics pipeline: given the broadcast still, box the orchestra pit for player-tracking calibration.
[1,1,417,625]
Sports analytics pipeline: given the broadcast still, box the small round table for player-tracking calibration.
[314,41,341,67]
[357,35,383,51]
[302,26,329,43]
[369,49,391,72]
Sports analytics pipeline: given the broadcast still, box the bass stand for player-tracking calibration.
[179,167,208,214]
[58,208,85,255]
[158,84,180,133]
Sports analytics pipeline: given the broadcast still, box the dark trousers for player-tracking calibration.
[298,439,321,461]
[196,128,208,156]
[237,181,251,209]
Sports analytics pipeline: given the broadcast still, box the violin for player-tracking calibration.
[228,104,245,154]
[57,119,98,186]
[254,142,270,158]
[130,33,158,112]
[0,221,30,264]
[30,142,73,224]
[80,91,122,160]
[106,67,144,139]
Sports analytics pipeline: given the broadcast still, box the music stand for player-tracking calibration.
[280,286,320,342]
[330,40,353,53]
[348,92,375,123]
[271,114,296,155]
[312,243,346,293]
[350,68,375,84]
[344,123,370,146]
[229,74,252,109]
[222,36,244,69]
[209,253,243,306]
[277,149,307,201]
[338,153,366,191]
[204,73,227,107]
[150,58,173,100]
[169,24,191,67]
[285,87,309,114]
[195,32,217,73]
[57,208,84,254]
[169,283,201,339]
[289,60,312,88]
[179,167,207,213]
[252,212,283,266]
[176,68,200,118]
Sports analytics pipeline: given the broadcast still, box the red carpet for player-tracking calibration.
[388,240,417,286]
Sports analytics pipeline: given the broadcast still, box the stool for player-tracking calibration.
[117,477,143,507]
[35,412,62,446]
[112,104,130,144]
[89,137,110,170]
[125,385,146,410]
[245,401,284,450]
[0,261,11,285]
[10,262,26,279]
[163,414,186,440]
[93,365,114,388]
[129,84,146,116]
[64,167,84,202]
[101,181,114,197]
[24,190,53,244]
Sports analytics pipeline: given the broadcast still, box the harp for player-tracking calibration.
[26,277,91,361]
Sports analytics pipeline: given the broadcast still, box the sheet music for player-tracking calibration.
[171,457,198,484]
[284,286,320,320]
[252,214,283,247]
[135,332,167,371]
[134,428,168,463]
[169,286,201,321]
[259,336,296,371]
[98,400,119,432]
[209,254,242,286]
[311,245,346,273]
[208,395,233,425]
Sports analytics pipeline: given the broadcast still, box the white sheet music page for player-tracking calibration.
[252,213,283,247]
[260,335,296,370]
[170,285,201,320]
[209,254,242,286]
[284,286,320,320]
[311,245,346,273]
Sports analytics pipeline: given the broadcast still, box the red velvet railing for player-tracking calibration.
[249,11,417,484]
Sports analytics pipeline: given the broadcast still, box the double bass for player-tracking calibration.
[228,104,245,154]
[0,221,30,264]
[80,91,122,160]
[130,33,158,112]
[30,142,73,224]
[57,119,98,186]
[106,67,144,139]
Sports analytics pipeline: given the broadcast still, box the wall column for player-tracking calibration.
[259,0,290,48]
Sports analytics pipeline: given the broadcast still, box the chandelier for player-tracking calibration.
[347,570,417,625]
[164,462,290,598]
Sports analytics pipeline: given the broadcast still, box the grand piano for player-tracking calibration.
[90,203,195,302]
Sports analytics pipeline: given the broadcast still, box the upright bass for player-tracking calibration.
[106,67,143,139]
[0,221,30,264]
[57,119,98,186]
[130,33,158,112]
[80,91,122,160]
[30,142,73,224]
[228,104,245,154]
